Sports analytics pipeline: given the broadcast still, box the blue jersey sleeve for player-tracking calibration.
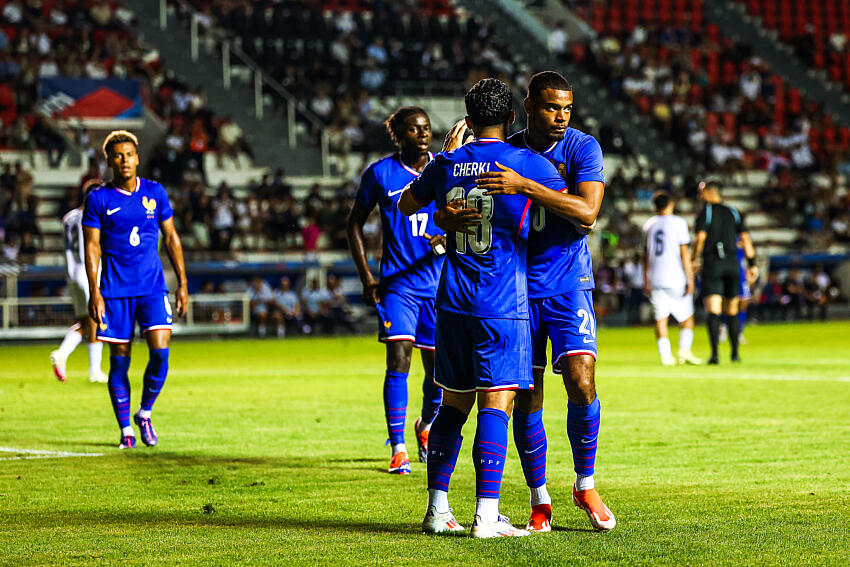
[82,190,101,229]
[157,184,174,223]
[408,159,443,207]
[523,153,568,191]
[573,137,605,184]
[354,165,380,213]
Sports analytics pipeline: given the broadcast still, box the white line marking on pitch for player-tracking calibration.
[611,371,850,383]
[0,447,103,461]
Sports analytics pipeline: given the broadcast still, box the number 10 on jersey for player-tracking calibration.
[446,186,493,254]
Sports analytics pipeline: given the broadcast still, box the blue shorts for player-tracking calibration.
[97,292,173,344]
[530,290,597,375]
[434,310,533,393]
[376,292,436,351]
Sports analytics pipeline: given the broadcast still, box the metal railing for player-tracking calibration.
[159,0,329,176]
[0,293,250,339]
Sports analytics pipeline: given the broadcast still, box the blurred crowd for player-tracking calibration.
[0,159,39,262]
[177,0,531,156]
[244,273,358,337]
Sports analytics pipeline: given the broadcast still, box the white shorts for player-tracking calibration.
[650,288,694,323]
[69,280,90,320]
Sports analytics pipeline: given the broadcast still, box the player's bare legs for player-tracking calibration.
[560,355,615,531]
[51,316,105,382]
[654,316,676,366]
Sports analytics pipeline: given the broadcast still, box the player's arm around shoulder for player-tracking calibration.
[398,156,444,216]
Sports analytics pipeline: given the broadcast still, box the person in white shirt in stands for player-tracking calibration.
[642,191,702,366]
[50,179,108,383]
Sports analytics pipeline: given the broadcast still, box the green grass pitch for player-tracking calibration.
[1,322,848,566]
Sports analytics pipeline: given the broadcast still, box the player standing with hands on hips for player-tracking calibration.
[83,130,188,449]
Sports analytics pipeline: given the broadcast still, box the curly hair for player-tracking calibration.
[102,130,139,158]
[465,78,513,127]
[384,106,428,146]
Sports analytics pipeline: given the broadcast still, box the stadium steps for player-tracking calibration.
[457,0,700,177]
[704,2,850,124]
[132,3,324,176]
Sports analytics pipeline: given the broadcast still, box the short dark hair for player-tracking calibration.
[527,71,572,100]
[465,78,513,127]
[384,106,428,146]
[653,190,672,212]
[700,178,722,193]
[102,130,139,158]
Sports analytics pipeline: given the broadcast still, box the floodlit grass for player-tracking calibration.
[0,321,848,565]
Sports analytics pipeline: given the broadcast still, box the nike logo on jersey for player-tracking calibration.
[107,207,121,216]
[583,336,595,343]
[387,188,407,197]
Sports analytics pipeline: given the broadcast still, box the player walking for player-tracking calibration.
[692,180,758,363]
[82,130,188,449]
[400,78,567,538]
[50,179,108,384]
[642,191,702,366]
[443,71,615,532]
[347,107,445,474]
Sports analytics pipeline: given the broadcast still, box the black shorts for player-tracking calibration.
[702,264,740,299]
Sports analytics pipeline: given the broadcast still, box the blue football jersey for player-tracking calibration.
[82,178,173,298]
[508,128,604,298]
[408,138,565,319]
[355,153,445,297]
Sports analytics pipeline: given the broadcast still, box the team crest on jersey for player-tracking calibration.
[383,320,392,329]
[552,161,567,178]
[142,196,157,218]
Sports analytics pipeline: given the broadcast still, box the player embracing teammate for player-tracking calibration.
[436,72,615,533]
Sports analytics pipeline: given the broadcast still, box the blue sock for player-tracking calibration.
[738,309,747,334]
[383,370,408,446]
[567,396,601,477]
[473,408,509,500]
[420,373,442,425]
[108,355,132,429]
[513,409,547,488]
[427,405,466,493]
[140,348,169,412]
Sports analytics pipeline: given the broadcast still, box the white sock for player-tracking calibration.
[530,484,552,507]
[88,341,103,376]
[391,443,406,455]
[576,473,595,491]
[57,328,83,359]
[418,419,432,433]
[137,408,151,419]
[474,497,500,524]
[122,426,135,437]
[428,489,450,513]
[657,337,673,360]
[679,328,694,353]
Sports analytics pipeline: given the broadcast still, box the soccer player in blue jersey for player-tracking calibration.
[83,130,188,449]
[465,71,615,532]
[346,107,445,475]
[399,78,568,538]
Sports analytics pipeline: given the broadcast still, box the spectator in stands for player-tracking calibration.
[210,183,236,253]
[758,271,785,321]
[271,276,303,337]
[549,21,569,59]
[248,276,275,337]
[326,274,356,334]
[782,268,806,320]
[622,253,644,325]
[301,277,331,335]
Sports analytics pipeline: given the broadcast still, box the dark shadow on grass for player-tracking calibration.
[551,525,598,533]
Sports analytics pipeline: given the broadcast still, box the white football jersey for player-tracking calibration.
[643,214,691,290]
[62,207,88,287]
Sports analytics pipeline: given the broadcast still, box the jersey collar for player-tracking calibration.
[522,130,557,155]
[112,177,140,196]
[397,152,433,176]
[472,137,502,143]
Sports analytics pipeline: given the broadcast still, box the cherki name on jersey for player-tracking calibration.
[452,161,491,177]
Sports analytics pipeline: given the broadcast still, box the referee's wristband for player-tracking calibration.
[747,257,757,268]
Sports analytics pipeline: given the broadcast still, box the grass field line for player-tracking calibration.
[0,446,104,461]
[613,369,850,382]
